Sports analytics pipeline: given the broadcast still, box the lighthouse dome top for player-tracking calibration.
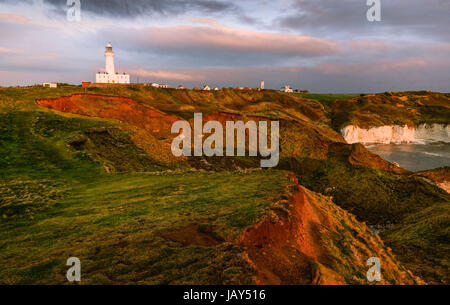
[105,43,113,53]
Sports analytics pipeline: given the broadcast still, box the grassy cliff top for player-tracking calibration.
[2,85,448,129]
[321,91,450,130]
[0,85,448,284]
[0,169,289,284]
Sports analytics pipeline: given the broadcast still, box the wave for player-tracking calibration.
[422,152,444,157]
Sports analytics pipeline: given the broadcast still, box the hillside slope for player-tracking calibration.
[322,91,450,130]
[240,174,419,284]
[1,85,448,284]
[416,167,450,193]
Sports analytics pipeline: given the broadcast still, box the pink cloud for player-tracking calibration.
[0,13,31,25]
[311,58,444,76]
[127,68,204,81]
[131,24,338,57]
[343,40,392,51]
[0,46,24,55]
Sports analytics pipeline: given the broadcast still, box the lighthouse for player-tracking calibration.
[96,43,130,84]
[105,43,115,75]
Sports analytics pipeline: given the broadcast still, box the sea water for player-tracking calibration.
[366,142,450,172]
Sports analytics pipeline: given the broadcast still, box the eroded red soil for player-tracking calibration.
[36,94,179,139]
[36,94,182,163]
[238,174,345,284]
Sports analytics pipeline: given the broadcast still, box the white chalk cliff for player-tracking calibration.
[341,124,450,144]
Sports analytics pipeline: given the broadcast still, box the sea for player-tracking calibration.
[366,142,450,172]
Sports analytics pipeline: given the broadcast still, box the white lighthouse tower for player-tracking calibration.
[96,43,130,84]
[105,43,115,75]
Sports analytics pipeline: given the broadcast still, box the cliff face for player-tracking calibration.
[239,174,421,285]
[36,94,179,139]
[416,167,450,193]
[330,91,450,131]
[415,124,450,143]
[36,93,346,162]
[341,124,450,144]
[36,93,182,164]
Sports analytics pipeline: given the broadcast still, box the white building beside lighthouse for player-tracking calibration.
[96,43,130,84]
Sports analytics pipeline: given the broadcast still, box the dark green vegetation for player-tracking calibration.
[279,145,449,284]
[1,169,289,284]
[0,89,288,283]
[382,203,450,285]
[0,111,111,180]
[0,85,448,284]
[322,91,450,130]
[68,128,168,173]
[290,93,359,108]
[282,154,448,225]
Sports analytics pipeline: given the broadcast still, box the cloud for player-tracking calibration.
[0,13,32,24]
[276,0,450,41]
[0,46,24,54]
[0,0,236,18]
[144,58,450,93]
[112,23,338,59]
[128,68,203,81]
[0,0,449,92]
[312,58,431,76]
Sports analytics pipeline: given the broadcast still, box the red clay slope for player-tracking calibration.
[36,94,182,163]
[238,174,421,285]
[36,94,179,139]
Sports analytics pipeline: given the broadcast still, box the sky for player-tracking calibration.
[0,0,449,92]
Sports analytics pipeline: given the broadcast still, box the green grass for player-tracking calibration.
[0,111,113,180]
[0,86,448,284]
[324,92,450,129]
[290,93,358,105]
[280,153,450,284]
[0,85,86,113]
[283,155,449,225]
[0,168,290,284]
[0,107,290,284]
[382,203,450,284]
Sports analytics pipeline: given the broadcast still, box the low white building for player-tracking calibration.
[43,82,57,88]
[281,85,293,93]
[144,83,161,88]
[95,43,130,84]
[202,85,211,91]
[96,72,130,84]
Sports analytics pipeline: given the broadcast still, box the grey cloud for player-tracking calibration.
[124,61,450,93]
[277,0,450,41]
[3,0,236,18]
[95,24,338,71]
[0,0,449,92]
